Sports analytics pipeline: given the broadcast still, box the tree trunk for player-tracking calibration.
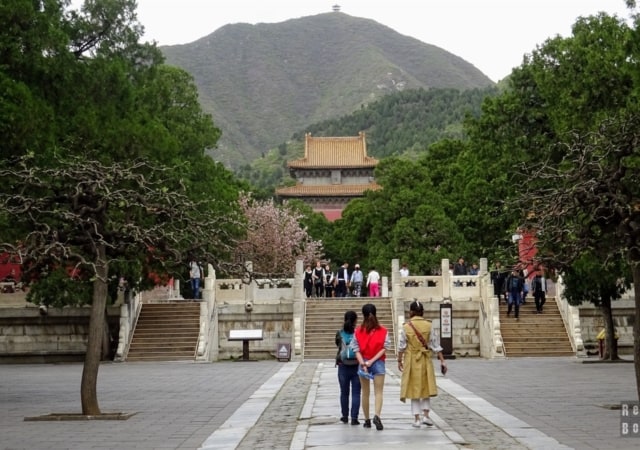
[80,244,109,415]
[600,296,618,360]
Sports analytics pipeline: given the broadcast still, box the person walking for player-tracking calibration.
[188,257,201,299]
[336,262,349,298]
[452,257,467,287]
[366,267,381,297]
[303,264,314,298]
[312,260,325,298]
[349,264,364,297]
[397,300,446,428]
[324,263,336,298]
[399,263,409,278]
[532,272,547,314]
[353,303,390,430]
[490,261,507,304]
[505,268,524,320]
[335,310,361,425]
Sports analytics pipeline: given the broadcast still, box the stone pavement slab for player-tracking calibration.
[292,361,463,449]
[442,356,638,450]
[1,355,638,450]
[0,361,282,450]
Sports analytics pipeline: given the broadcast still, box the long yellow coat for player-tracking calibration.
[400,317,438,402]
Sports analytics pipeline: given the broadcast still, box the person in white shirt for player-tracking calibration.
[399,263,409,278]
[366,267,381,297]
[189,258,201,299]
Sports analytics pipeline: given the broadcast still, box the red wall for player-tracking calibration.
[0,252,22,281]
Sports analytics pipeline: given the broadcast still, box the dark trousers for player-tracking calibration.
[325,284,334,298]
[534,291,546,312]
[314,282,324,298]
[336,280,347,297]
[338,364,361,420]
[507,291,521,318]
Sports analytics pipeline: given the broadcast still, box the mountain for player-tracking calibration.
[160,11,494,168]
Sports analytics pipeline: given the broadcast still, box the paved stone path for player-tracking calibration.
[0,356,638,449]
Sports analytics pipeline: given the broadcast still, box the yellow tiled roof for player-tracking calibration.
[288,132,379,169]
[276,183,382,197]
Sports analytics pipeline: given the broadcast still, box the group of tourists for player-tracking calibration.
[335,301,447,430]
[491,261,548,320]
[304,261,382,298]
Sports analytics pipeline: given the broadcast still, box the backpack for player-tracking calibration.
[339,330,358,365]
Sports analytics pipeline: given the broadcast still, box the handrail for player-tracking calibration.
[553,277,586,356]
[114,290,142,362]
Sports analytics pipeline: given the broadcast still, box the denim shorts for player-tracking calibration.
[364,359,386,377]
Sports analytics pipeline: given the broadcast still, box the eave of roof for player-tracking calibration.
[276,183,382,197]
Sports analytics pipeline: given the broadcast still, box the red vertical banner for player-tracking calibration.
[518,229,537,277]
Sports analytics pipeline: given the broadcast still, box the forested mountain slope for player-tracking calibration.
[239,86,499,192]
[161,11,494,167]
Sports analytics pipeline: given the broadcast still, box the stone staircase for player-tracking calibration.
[303,298,396,360]
[127,302,200,361]
[500,297,574,357]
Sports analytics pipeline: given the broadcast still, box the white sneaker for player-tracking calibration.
[412,419,421,428]
[422,416,434,426]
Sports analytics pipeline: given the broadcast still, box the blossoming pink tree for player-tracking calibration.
[236,193,323,279]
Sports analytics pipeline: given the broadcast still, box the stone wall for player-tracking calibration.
[216,302,294,360]
[405,299,481,357]
[0,306,120,363]
[577,301,635,355]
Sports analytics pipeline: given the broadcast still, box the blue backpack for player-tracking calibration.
[339,330,358,365]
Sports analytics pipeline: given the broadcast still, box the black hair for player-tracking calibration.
[361,303,380,332]
[343,310,357,333]
[409,299,424,317]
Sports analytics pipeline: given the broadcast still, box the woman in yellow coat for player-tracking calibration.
[397,299,447,428]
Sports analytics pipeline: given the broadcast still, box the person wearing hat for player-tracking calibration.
[397,299,446,428]
[352,303,390,430]
[349,264,364,297]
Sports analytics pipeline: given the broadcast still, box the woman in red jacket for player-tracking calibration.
[353,303,391,430]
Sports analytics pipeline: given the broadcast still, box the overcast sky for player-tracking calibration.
[79,1,633,82]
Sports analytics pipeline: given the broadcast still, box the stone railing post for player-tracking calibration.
[244,261,255,305]
[293,259,305,358]
[555,275,586,356]
[197,264,217,361]
[441,259,450,299]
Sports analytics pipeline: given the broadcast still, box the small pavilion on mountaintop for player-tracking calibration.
[275,132,381,221]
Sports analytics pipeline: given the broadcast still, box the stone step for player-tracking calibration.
[304,299,396,360]
[502,337,569,343]
[132,329,199,336]
[502,330,567,339]
[134,325,198,331]
[504,350,575,357]
[499,298,574,357]
[126,353,195,361]
[129,343,197,351]
[126,303,200,362]
[500,319,565,326]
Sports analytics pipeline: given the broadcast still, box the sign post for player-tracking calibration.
[277,343,291,362]
[439,302,455,359]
